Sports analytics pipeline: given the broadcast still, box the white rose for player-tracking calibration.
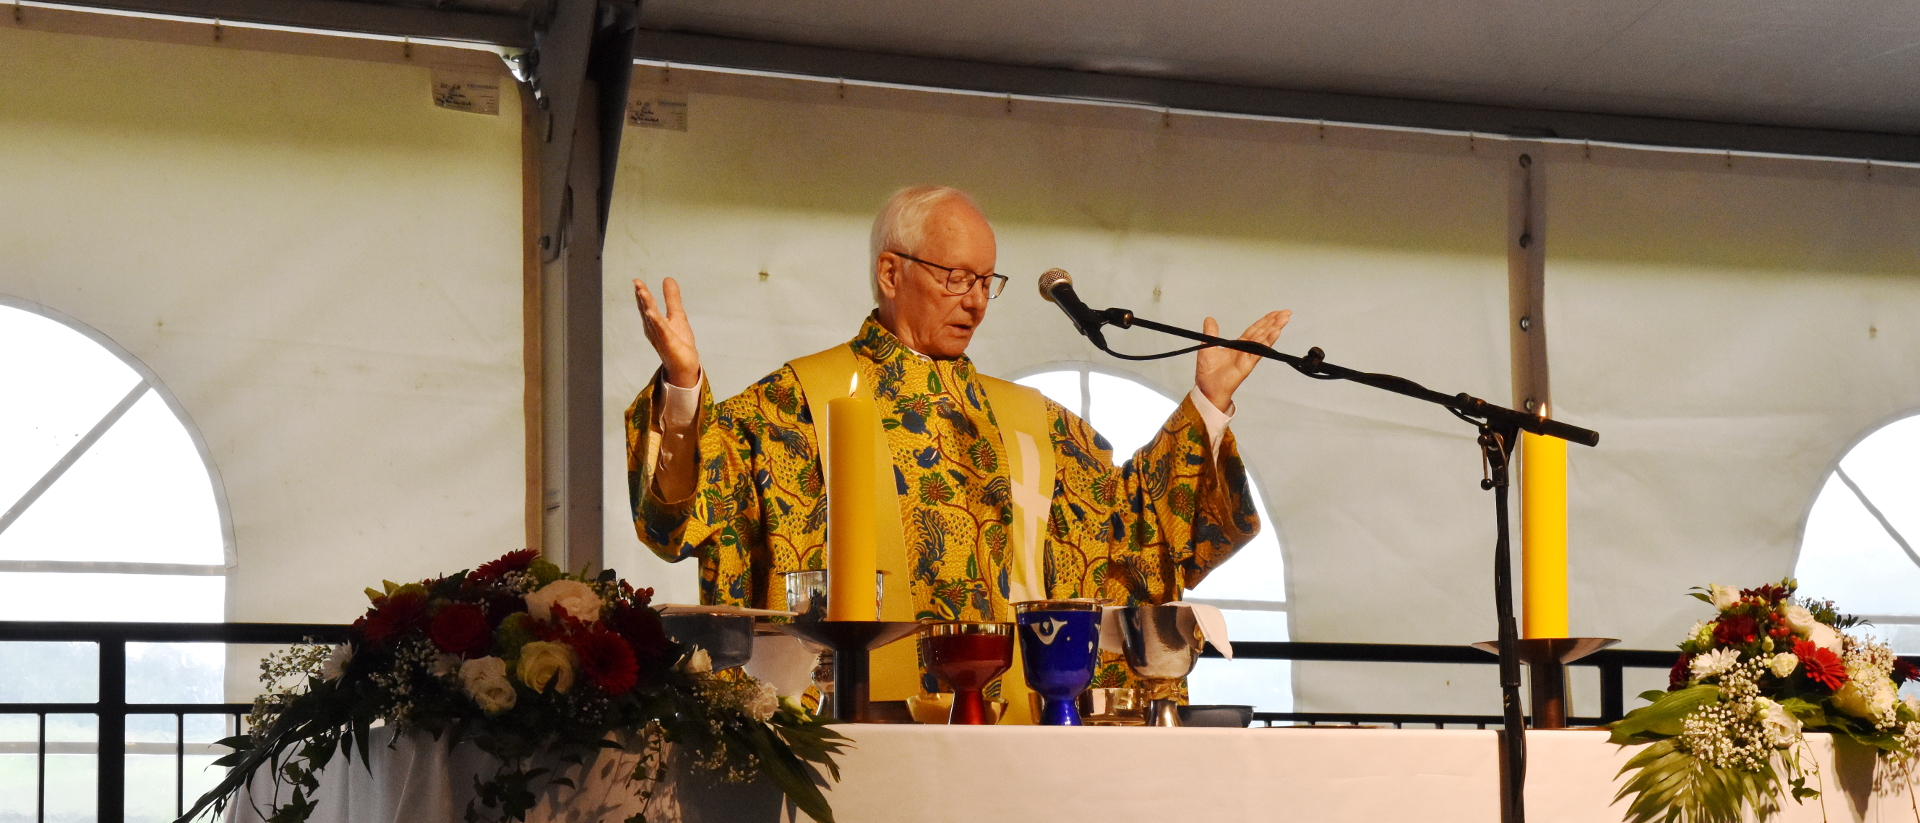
[319,644,354,682]
[745,681,779,722]
[1768,653,1799,678]
[1831,676,1897,721]
[460,657,518,714]
[524,580,603,624]
[1709,584,1739,611]
[1690,648,1742,680]
[430,653,463,678]
[1782,604,1819,637]
[1752,697,1801,748]
[1806,623,1843,654]
[678,647,712,674]
[1904,695,1920,717]
[516,641,577,694]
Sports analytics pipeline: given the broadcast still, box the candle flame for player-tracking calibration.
[849,371,859,396]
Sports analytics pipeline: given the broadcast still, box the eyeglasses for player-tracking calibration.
[891,251,1009,299]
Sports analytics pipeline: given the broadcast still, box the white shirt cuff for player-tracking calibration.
[1187,387,1233,459]
[660,372,703,434]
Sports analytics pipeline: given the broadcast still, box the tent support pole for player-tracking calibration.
[1508,149,1551,418]
[524,0,638,574]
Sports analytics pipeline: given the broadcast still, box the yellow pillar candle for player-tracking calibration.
[826,396,879,621]
[1520,430,1569,638]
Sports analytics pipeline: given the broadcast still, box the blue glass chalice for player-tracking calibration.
[1014,600,1105,726]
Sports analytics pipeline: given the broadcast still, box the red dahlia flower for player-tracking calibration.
[606,601,673,666]
[1893,658,1918,686]
[1713,614,1758,647]
[1669,653,1692,690]
[1793,639,1849,691]
[363,589,429,645]
[571,626,639,696]
[428,603,491,657]
[472,549,541,582]
[480,591,528,628]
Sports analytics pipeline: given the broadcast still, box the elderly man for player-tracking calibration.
[626,186,1289,718]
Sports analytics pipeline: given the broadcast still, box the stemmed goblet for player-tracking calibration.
[1117,604,1205,727]
[920,622,1014,725]
[1014,600,1103,725]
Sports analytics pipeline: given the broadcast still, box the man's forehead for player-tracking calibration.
[923,200,995,252]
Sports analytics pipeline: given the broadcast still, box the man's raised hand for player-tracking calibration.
[1195,310,1291,413]
[634,278,702,388]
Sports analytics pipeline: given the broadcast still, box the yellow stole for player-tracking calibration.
[789,343,1055,723]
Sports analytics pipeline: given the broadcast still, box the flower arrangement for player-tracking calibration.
[183,550,846,823]
[1610,579,1920,823]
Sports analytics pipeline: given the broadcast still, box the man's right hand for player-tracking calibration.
[635,278,701,388]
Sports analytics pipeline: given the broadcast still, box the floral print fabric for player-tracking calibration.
[625,315,1259,688]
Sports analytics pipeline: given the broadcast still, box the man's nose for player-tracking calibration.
[961,278,991,311]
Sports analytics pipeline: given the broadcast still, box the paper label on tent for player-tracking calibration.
[430,72,501,116]
[628,91,689,131]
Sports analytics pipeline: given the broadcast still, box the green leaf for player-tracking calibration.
[1611,733,1787,823]
[750,730,837,823]
[1609,685,1720,744]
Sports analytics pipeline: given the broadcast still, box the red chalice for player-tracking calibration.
[921,622,1014,725]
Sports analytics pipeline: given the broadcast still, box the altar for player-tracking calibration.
[234,725,1917,823]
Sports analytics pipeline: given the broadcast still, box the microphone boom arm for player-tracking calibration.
[1090,301,1596,823]
[1101,308,1598,447]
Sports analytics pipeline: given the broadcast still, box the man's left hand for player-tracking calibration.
[1196,310,1292,412]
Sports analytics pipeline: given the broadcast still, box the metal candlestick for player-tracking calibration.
[1472,637,1618,728]
[776,621,922,723]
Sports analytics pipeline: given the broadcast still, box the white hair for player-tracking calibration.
[869,185,980,303]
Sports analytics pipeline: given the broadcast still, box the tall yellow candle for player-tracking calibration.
[1520,430,1569,638]
[826,396,879,621]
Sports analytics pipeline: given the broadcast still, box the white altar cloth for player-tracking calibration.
[232,725,1917,823]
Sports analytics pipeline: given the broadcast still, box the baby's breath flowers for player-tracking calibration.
[1612,578,1918,823]
[188,550,847,823]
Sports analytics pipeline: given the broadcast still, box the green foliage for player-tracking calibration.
[1612,577,1919,823]
[1794,595,1864,630]
[1610,686,1721,744]
[176,555,848,823]
[1613,738,1782,823]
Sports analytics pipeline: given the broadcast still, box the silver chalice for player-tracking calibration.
[1116,604,1206,727]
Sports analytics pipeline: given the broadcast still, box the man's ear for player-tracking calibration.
[874,253,901,301]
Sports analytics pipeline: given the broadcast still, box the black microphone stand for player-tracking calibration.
[1085,306,1598,823]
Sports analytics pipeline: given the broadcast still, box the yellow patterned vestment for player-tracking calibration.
[624,315,1260,689]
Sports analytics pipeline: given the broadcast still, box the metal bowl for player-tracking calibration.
[659,613,755,671]
[1178,704,1255,728]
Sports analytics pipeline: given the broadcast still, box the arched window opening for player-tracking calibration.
[1014,363,1292,712]
[1792,412,1920,699]
[0,297,232,815]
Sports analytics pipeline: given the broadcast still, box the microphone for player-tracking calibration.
[1037,269,1108,349]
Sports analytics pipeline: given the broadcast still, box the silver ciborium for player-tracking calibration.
[1117,604,1205,727]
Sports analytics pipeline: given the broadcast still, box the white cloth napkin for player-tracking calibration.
[1097,603,1232,659]
[740,633,818,697]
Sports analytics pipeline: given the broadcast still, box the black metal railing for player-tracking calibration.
[0,621,351,823]
[0,622,1725,821]
[1206,641,1684,728]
